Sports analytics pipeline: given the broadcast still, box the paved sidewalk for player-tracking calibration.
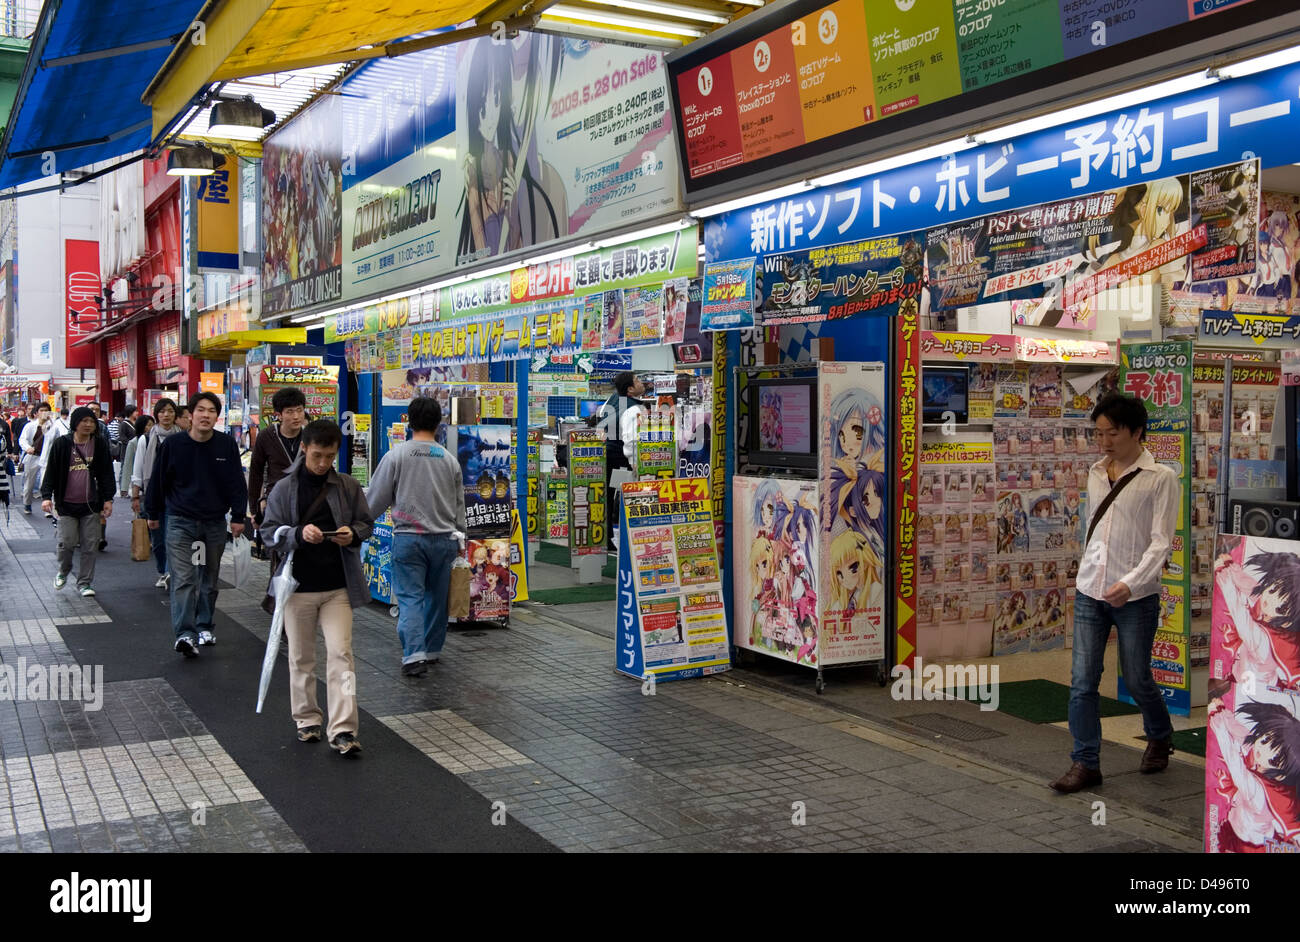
[0,503,1202,852]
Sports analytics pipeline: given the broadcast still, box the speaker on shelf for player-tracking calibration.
[1228,488,1300,540]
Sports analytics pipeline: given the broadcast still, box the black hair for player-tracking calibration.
[271,387,307,413]
[153,397,177,420]
[133,415,153,437]
[1246,551,1300,633]
[614,371,639,396]
[176,404,190,417]
[408,395,442,433]
[1091,392,1147,441]
[1240,702,1300,791]
[34,402,49,412]
[189,391,223,415]
[301,418,342,451]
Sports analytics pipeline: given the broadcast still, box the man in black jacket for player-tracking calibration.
[145,392,248,656]
[41,407,115,596]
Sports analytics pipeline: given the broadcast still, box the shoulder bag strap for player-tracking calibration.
[1084,468,1145,547]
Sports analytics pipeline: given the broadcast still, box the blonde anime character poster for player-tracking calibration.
[1205,533,1300,854]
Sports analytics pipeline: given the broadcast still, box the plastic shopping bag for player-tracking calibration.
[230,534,252,588]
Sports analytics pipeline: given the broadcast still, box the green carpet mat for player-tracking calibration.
[536,541,616,579]
[1171,727,1207,758]
[529,584,616,604]
[950,678,1141,725]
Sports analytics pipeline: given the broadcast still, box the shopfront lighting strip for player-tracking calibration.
[544,6,707,38]
[580,0,729,25]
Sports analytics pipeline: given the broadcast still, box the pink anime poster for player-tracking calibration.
[733,476,820,667]
[1205,533,1300,853]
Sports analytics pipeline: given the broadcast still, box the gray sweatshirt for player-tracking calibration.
[365,438,466,536]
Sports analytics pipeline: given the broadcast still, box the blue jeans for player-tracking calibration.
[166,515,227,641]
[148,511,168,574]
[1068,591,1173,769]
[391,532,459,665]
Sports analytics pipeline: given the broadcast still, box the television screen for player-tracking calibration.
[922,366,969,425]
[579,399,603,419]
[746,376,818,471]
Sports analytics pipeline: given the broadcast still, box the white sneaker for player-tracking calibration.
[197,630,216,646]
[53,572,67,589]
[78,586,95,598]
[155,573,169,588]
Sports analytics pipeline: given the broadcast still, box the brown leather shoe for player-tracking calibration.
[1140,737,1174,774]
[1049,762,1102,793]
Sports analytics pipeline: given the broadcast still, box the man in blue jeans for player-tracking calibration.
[1051,393,1179,793]
[365,396,466,677]
[144,393,247,657]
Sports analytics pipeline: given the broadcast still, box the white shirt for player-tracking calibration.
[1075,448,1179,602]
[39,417,69,468]
[620,404,645,468]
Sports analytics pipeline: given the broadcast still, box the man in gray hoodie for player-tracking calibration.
[365,396,466,677]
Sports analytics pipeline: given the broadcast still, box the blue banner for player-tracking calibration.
[704,62,1300,265]
[1198,309,1300,348]
[700,258,756,330]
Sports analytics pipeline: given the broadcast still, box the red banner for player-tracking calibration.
[893,309,921,669]
[65,239,99,369]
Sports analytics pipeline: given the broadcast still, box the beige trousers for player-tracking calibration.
[284,589,358,740]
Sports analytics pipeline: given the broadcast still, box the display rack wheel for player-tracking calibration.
[815,675,825,695]
[389,605,399,617]
[876,663,888,687]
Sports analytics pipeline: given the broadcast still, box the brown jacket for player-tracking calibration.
[247,426,301,520]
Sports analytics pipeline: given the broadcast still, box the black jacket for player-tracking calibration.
[40,433,116,516]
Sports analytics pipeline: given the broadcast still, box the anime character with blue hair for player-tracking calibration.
[827,386,886,538]
[753,478,791,542]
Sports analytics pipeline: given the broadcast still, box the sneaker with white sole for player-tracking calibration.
[53,572,67,589]
[155,573,170,589]
[78,586,95,598]
[197,630,216,646]
[330,733,362,756]
[174,636,198,658]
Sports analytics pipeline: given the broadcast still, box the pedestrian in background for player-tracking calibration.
[365,396,465,677]
[41,407,114,597]
[249,387,308,572]
[145,393,247,657]
[132,398,184,588]
[19,402,51,514]
[262,419,374,756]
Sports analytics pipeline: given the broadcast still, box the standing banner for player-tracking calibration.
[1118,341,1193,716]
[526,430,541,547]
[458,425,513,535]
[546,477,569,540]
[1206,532,1300,853]
[820,361,888,665]
[567,429,607,557]
[894,312,921,669]
[466,537,512,620]
[733,476,820,667]
[508,509,530,604]
[616,477,730,683]
[64,239,99,370]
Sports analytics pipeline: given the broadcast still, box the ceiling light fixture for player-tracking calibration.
[166,144,221,176]
[207,96,278,141]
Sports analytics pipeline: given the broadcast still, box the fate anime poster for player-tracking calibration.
[465,538,512,621]
[819,363,888,664]
[1206,533,1300,853]
[733,476,820,668]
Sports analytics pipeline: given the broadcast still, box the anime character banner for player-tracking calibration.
[262,93,343,316]
[337,34,681,302]
[1189,160,1259,283]
[819,362,888,664]
[465,538,512,621]
[733,476,821,668]
[1206,533,1300,854]
[457,425,513,535]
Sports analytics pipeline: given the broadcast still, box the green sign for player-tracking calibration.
[1118,340,1193,716]
[568,429,607,558]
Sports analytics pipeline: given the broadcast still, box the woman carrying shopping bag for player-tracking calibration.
[260,419,374,757]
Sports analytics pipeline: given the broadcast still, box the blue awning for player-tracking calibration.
[0,0,206,189]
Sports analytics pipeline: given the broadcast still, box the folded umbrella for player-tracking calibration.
[256,546,298,713]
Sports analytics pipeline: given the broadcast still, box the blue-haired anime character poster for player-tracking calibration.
[458,425,513,535]
[819,363,888,664]
[1206,533,1300,853]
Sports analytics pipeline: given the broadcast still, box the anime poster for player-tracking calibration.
[994,366,1028,418]
[733,476,820,667]
[261,93,343,316]
[1206,534,1300,854]
[1027,364,1063,419]
[579,294,603,352]
[993,590,1032,655]
[623,285,662,346]
[1189,159,1259,284]
[457,425,513,535]
[661,277,690,345]
[601,289,625,349]
[819,362,888,664]
[466,538,512,620]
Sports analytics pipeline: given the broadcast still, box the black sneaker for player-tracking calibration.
[330,733,362,756]
[401,660,427,677]
[174,636,198,658]
[297,725,322,743]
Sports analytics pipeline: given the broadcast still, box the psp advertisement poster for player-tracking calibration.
[1206,533,1300,854]
[616,477,730,683]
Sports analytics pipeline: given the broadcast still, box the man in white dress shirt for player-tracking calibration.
[1051,393,1180,794]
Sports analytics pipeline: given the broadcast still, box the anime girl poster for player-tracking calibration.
[732,476,820,667]
[601,289,625,349]
[661,277,690,345]
[819,363,888,663]
[1205,533,1300,853]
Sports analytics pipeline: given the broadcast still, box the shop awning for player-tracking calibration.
[0,0,207,189]
[198,328,307,358]
[71,306,155,346]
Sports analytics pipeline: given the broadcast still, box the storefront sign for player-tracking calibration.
[1119,341,1193,716]
[894,310,920,669]
[526,430,541,546]
[1198,309,1300,348]
[919,330,1015,363]
[405,302,584,368]
[616,477,730,682]
[756,233,924,325]
[64,239,99,370]
[710,330,728,556]
[700,258,756,330]
[920,440,994,466]
[1190,362,1281,386]
[1015,336,1115,364]
[196,161,240,272]
[546,478,569,540]
[567,428,606,556]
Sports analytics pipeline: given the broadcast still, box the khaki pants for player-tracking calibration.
[57,512,102,588]
[284,589,357,741]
